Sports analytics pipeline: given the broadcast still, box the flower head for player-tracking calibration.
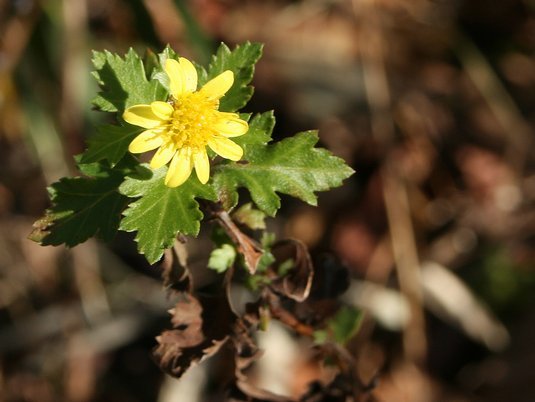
[123,57,248,187]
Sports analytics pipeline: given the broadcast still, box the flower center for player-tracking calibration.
[167,92,219,150]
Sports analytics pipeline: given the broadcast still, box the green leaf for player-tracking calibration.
[80,124,143,166]
[151,46,178,91]
[205,42,263,112]
[232,203,266,230]
[313,306,363,345]
[29,167,130,247]
[213,131,354,216]
[92,48,167,113]
[235,111,275,155]
[208,244,237,273]
[75,153,140,177]
[260,232,277,249]
[119,166,217,264]
[328,306,363,344]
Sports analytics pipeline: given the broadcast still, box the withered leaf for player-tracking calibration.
[299,374,359,402]
[160,240,192,293]
[227,381,293,402]
[233,318,263,377]
[154,293,235,378]
[270,239,314,302]
[216,208,263,273]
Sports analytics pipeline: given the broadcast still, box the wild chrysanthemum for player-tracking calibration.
[123,57,248,187]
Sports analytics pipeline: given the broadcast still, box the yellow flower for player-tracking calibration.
[123,57,248,187]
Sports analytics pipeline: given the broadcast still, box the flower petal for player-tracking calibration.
[129,130,164,153]
[199,70,234,100]
[193,149,210,184]
[151,101,174,120]
[123,105,165,129]
[150,141,176,169]
[179,57,198,93]
[165,147,193,187]
[214,114,249,137]
[208,136,243,161]
[165,59,186,98]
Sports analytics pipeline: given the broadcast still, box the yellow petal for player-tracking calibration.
[208,136,243,161]
[129,130,164,153]
[214,114,249,137]
[150,141,176,169]
[123,105,165,129]
[151,101,174,120]
[193,149,210,184]
[165,148,193,187]
[179,57,198,93]
[200,70,234,100]
[165,59,186,98]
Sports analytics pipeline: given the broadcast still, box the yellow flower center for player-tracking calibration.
[167,92,218,151]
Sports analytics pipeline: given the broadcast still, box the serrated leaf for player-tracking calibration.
[205,42,263,112]
[92,48,167,112]
[30,169,130,247]
[80,124,143,165]
[75,153,141,177]
[213,131,354,215]
[208,244,237,273]
[235,111,274,155]
[119,166,217,264]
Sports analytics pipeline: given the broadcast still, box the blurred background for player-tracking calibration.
[0,0,534,401]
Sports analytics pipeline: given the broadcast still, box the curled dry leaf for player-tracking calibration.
[299,374,364,402]
[269,239,314,302]
[233,318,264,378]
[229,317,290,402]
[160,239,192,292]
[227,381,293,402]
[153,293,235,378]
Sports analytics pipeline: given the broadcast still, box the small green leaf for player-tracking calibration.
[256,251,276,273]
[261,232,277,249]
[119,166,217,264]
[30,167,130,247]
[313,306,363,345]
[328,306,363,344]
[313,330,328,344]
[81,124,142,166]
[208,244,237,273]
[277,259,294,276]
[213,131,354,215]
[92,48,167,112]
[232,202,266,230]
[235,111,275,155]
[151,46,178,91]
[205,42,263,112]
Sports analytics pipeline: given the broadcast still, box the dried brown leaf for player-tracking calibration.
[233,318,263,378]
[161,240,192,292]
[228,381,293,402]
[216,208,263,274]
[270,239,314,302]
[154,293,235,378]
